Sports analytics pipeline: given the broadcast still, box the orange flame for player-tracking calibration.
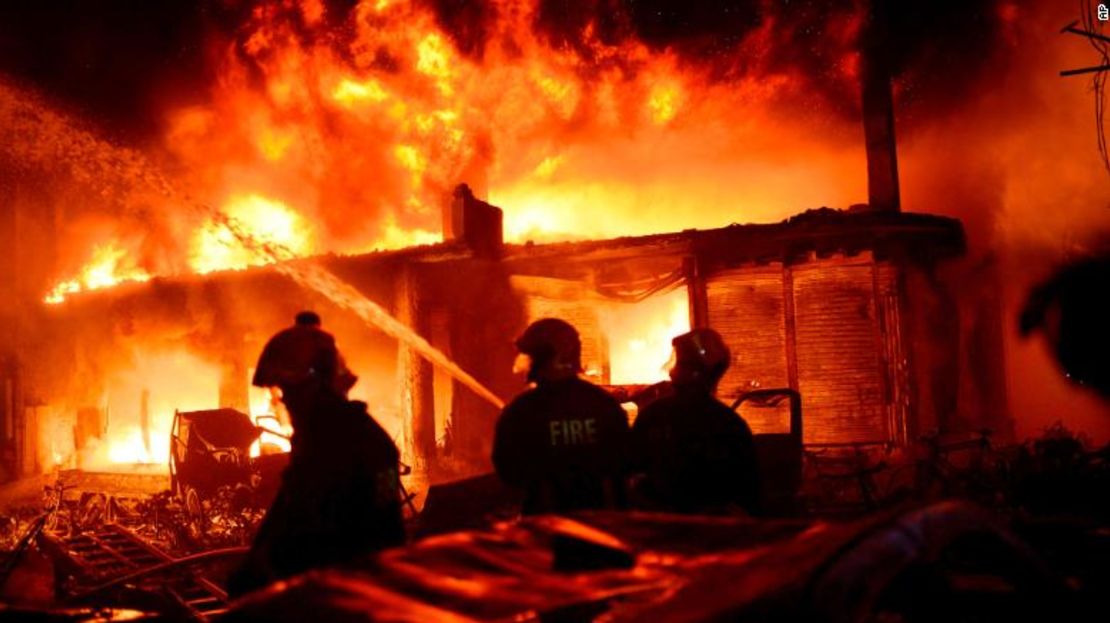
[603,289,691,385]
[44,0,866,304]
[33,0,870,466]
[189,194,315,274]
[45,243,151,304]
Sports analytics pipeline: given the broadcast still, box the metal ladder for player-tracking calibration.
[42,523,230,620]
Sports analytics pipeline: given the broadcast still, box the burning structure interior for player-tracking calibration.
[5,1,1110,620]
[0,0,1009,485]
[1,178,990,487]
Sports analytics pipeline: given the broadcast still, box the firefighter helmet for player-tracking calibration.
[295,310,321,326]
[670,328,731,388]
[252,315,357,394]
[515,318,582,380]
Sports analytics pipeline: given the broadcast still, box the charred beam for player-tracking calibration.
[1060,64,1110,77]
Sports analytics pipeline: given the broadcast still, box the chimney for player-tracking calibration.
[444,183,503,258]
[860,0,901,212]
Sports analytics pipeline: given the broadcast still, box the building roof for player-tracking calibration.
[44,207,964,308]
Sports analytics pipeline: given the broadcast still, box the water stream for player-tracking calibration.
[1,79,506,410]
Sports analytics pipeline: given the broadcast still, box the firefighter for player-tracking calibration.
[492,318,630,515]
[1021,255,1110,399]
[630,328,759,515]
[228,312,405,596]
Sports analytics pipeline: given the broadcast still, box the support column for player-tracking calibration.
[395,266,436,473]
[0,161,19,479]
[782,264,800,393]
[861,0,901,212]
[684,256,709,329]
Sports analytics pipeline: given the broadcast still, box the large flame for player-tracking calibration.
[32,0,867,468]
[43,0,865,303]
[189,194,314,274]
[603,288,691,385]
[45,243,152,304]
[17,0,1110,459]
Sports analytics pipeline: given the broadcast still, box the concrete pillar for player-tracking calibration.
[395,266,436,472]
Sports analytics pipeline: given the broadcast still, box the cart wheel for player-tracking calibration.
[183,486,208,542]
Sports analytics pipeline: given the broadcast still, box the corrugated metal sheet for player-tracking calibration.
[514,258,901,445]
[705,266,792,434]
[792,258,888,444]
[875,262,909,444]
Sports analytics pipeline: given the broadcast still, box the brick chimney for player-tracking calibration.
[443,183,503,258]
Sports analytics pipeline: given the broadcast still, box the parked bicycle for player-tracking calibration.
[911,428,1003,504]
[800,442,900,516]
[800,429,1013,516]
[40,479,112,537]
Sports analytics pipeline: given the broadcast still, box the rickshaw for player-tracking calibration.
[169,408,289,534]
[169,409,415,536]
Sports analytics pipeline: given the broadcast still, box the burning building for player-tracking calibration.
[2,0,1104,488]
[0,173,978,486]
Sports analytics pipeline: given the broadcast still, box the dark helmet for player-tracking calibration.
[295,310,321,326]
[670,328,731,389]
[252,313,357,394]
[515,318,582,380]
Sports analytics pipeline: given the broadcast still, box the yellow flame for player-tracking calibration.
[332,77,389,106]
[533,155,564,179]
[257,126,294,161]
[44,243,151,304]
[648,83,682,125]
[249,385,292,457]
[378,215,442,249]
[106,426,163,465]
[604,289,691,384]
[189,194,314,274]
[416,33,454,95]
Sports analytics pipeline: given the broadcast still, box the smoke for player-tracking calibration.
[898,0,1110,441]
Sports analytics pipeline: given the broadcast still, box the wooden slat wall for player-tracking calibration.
[705,266,792,434]
[526,296,608,384]
[792,259,889,444]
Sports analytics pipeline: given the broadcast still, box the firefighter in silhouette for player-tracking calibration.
[630,328,759,515]
[1021,255,1110,399]
[228,311,404,596]
[492,318,630,514]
